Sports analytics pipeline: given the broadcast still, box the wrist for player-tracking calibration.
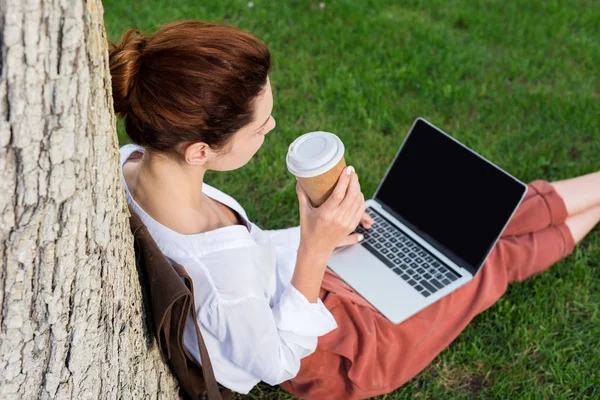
[293,245,329,303]
[298,240,332,264]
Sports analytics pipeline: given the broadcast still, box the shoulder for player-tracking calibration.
[119,144,144,164]
[202,183,250,222]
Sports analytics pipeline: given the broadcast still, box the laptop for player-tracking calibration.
[328,117,528,324]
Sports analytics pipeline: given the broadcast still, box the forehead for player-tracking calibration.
[255,79,273,113]
[262,77,273,102]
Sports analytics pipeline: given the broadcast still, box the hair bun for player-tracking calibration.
[108,29,146,116]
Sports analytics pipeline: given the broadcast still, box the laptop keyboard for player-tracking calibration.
[354,207,461,298]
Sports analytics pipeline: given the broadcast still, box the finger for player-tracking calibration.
[336,233,364,248]
[360,211,373,229]
[323,166,354,209]
[351,194,366,228]
[338,169,361,212]
[345,184,364,230]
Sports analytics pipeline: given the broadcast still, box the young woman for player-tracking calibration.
[111,20,600,399]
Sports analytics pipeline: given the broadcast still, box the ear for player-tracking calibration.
[183,142,213,166]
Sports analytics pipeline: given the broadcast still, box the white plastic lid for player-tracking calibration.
[286,131,345,178]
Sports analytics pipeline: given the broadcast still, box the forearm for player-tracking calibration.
[291,243,329,303]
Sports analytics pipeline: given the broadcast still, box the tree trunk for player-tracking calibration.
[0,0,179,398]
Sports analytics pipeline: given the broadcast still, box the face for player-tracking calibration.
[184,77,276,171]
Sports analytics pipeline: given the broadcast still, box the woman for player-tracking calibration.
[110,20,600,399]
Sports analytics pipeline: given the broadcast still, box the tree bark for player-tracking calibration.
[0,0,179,398]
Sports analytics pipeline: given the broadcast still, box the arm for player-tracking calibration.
[291,166,365,303]
[291,242,329,303]
[183,253,337,392]
[197,286,337,388]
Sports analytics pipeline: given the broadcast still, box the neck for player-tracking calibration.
[137,150,208,212]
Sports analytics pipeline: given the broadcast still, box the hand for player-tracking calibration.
[296,166,366,259]
[334,211,373,248]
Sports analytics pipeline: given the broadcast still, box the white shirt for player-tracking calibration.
[119,144,338,394]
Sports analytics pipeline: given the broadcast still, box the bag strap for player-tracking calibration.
[191,299,232,400]
[175,264,231,400]
[129,207,231,400]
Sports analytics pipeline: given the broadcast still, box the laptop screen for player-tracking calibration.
[374,119,527,271]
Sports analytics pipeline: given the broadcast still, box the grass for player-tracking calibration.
[103,0,600,398]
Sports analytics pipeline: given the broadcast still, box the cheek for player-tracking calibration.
[254,132,266,149]
[242,134,264,158]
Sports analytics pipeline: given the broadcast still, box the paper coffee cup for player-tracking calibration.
[286,131,346,207]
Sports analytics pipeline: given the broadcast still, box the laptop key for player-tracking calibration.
[421,290,431,297]
[414,285,423,292]
[407,279,417,286]
[420,280,436,293]
[416,267,425,274]
[362,242,395,269]
[431,279,444,289]
[386,254,394,260]
[422,273,432,280]
[393,258,401,265]
[374,243,382,249]
[390,238,398,244]
[400,274,410,281]
[442,278,451,285]
[381,248,389,254]
[446,273,458,282]
[407,269,415,275]
[392,267,402,275]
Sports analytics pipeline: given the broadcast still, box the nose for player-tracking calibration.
[265,117,276,134]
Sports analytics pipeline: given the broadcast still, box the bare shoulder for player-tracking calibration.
[122,151,143,187]
[123,150,143,169]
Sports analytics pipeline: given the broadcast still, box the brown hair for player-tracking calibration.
[108,20,272,155]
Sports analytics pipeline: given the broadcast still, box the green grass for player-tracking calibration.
[103,0,600,398]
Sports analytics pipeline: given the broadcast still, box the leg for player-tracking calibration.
[504,172,600,238]
[565,205,600,244]
[550,171,600,215]
[393,222,579,392]
[503,180,569,237]
[283,221,580,400]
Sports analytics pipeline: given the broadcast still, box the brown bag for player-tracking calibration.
[129,208,233,400]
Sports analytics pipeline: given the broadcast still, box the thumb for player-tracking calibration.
[336,233,365,248]
[296,181,313,209]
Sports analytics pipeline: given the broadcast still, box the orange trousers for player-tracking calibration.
[281,180,576,399]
